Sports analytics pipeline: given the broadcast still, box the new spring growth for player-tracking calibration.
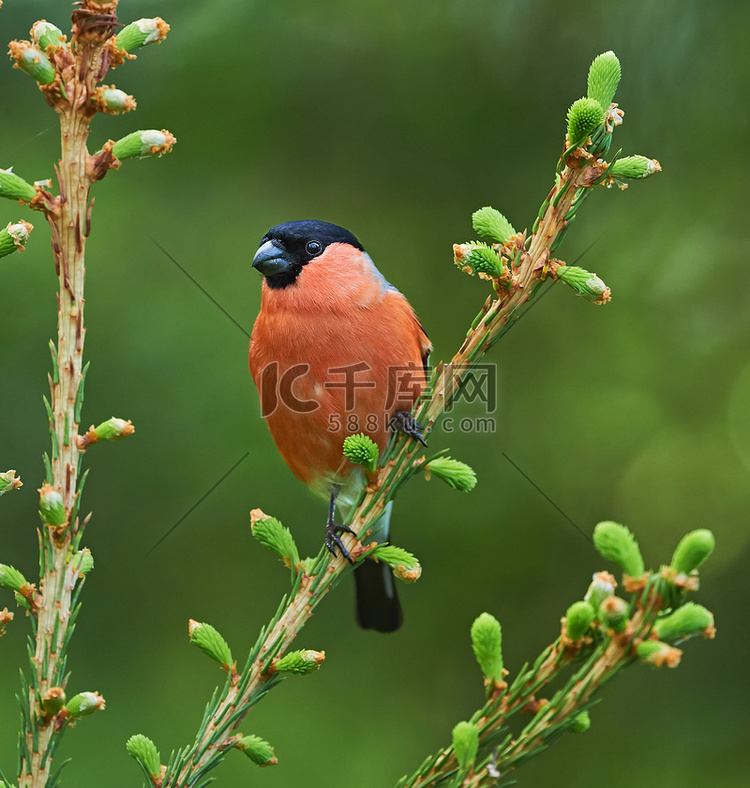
[599,596,629,633]
[234,735,277,767]
[188,620,233,671]
[636,640,682,668]
[555,265,611,304]
[0,469,22,495]
[453,242,505,279]
[424,456,477,492]
[564,601,595,641]
[77,417,135,449]
[65,691,105,718]
[587,51,622,111]
[670,529,715,574]
[111,130,176,160]
[71,549,94,576]
[38,483,66,526]
[31,21,65,51]
[371,544,422,582]
[472,206,516,244]
[452,721,479,773]
[0,169,37,205]
[8,41,55,85]
[470,612,504,686]
[566,98,604,148]
[115,18,170,53]
[250,509,300,568]
[0,221,33,258]
[342,432,379,474]
[652,602,715,642]
[272,649,325,675]
[41,688,66,716]
[593,521,645,578]
[126,734,162,779]
[94,86,137,115]
[569,710,591,733]
[0,564,28,593]
[584,570,616,612]
[609,155,661,181]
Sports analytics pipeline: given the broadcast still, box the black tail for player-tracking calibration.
[354,559,403,632]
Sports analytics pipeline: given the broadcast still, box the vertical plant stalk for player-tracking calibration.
[6,3,175,784]
[20,30,107,788]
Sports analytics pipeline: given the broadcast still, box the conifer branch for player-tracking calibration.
[144,51,684,788]
[1,3,174,785]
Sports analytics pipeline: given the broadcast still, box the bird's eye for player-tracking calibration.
[305,240,323,257]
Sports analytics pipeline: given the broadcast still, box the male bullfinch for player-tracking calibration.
[249,220,431,632]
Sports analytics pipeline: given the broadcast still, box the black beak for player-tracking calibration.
[252,239,292,277]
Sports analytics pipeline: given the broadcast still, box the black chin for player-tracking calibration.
[264,263,303,289]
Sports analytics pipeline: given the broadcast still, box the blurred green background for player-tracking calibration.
[1,0,747,785]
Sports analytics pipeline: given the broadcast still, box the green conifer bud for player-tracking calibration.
[652,603,715,642]
[587,51,622,111]
[566,97,604,148]
[599,595,629,633]
[31,21,65,51]
[0,469,23,495]
[96,417,135,441]
[471,206,516,244]
[273,649,325,675]
[8,41,56,85]
[584,570,616,611]
[556,265,611,304]
[188,620,233,670]
[0,564,28,593]
[0,169,37,205]
[116,18,170,52]
[452,721,479,772]
[65,691,105,717]
[111,130,176,160]
[126,733,161,777]
[636,640,682,668]
[78,417,135,449]
[0,221,33,258]
[71,550,94,576]
[41,687,66,715]
[97,87,137,114]
[609,155,661,180]
[593,521,645,577]
[38,483,66,526]
[670,529,715,575]
[425,456,477,492]
[470,612,504,684]
[371,544,422,582]
[564,600,595,641]
[453,243,505,279]
[569,710,591,733]
[235,734,277,766]
[342,433,379,473]
[250,509,300,567]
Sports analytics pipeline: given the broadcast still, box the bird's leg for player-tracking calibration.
[389,410,428,446]
[325,485,357,563]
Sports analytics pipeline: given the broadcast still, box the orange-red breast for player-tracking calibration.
[248,220,431,631]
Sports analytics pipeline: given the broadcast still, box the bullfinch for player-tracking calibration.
[249,220,431,632]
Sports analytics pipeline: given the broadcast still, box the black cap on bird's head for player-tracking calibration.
[252,220,364,289]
